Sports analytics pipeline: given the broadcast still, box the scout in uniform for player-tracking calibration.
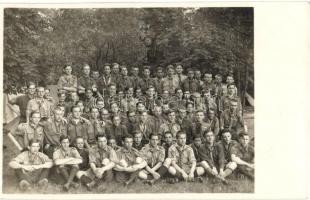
[77,64,97,95]
[130,67,141,90]
[189,135,203,160]
[117,65,133,92]
[133,111,155,144]
[215,130,238,180]
[57,65,78,93]
[78,134,117,191]
[8,82,36,123]
[196,131,229,184]
[138,66,155,93]
[125,111,138,135]
[9,139,53,191]
[182,68,201,93]
[189,110,210,143]
[14,111,44,150]
[66,106,92,149]
[114,134,147,187]
[153,67,165,93]
[139,134,171,185]
[120,87,138,113]
[159,110,181,141]
[161,65,179,95]
[43,108,67,158]
[97,64,116,97]
[202,73,216,96]
[220,83,242,115]
[26,86,53,123]
[151,106,166,136]
[53,135,82,191]
[231,132,255,180]
[219,99,246,140]
[167,131,201,183]
[174,63,187,86]
[205,108,220,139]
[105,115,128,146]
[88,107,105,147]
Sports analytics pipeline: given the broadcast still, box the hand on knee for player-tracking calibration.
[138,171,148,180]
[168,166,176,175]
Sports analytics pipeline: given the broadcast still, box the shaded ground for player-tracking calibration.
[2,110,254,194]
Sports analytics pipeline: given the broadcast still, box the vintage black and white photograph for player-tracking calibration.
[3,7,254,194]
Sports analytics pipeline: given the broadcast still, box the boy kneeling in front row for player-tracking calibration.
[9,139,53,191]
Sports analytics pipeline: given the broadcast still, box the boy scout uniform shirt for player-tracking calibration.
[219,95,242,113]
[161,77,179,95]
[168,144,196,173]
[181,78,201,93]
[77,148,90,171]
[197,143,225,169]
[15,123,44,148]
[159,122,181,140]
[220,109,245,131]
[67,118,90,145]
[89,145,118,168]
[216,140,238,163]
[77,75,96,91]
[12,151,51,166]
[57,74,78,90]
[140,144,165,168]
[88,118,105,145]
[27,98,53,119]
[53,147,82,161]
[231,144,254,163]
[116,147,142,167]
[42,119,67,146]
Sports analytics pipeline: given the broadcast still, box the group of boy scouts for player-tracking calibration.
[7,62,254,192]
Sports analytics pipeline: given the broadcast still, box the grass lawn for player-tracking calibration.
[2,110,254,194]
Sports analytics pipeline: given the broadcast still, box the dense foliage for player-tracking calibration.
[4,8,254,99]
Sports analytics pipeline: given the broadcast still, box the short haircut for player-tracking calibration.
[239,132,249,139]
[28,139,41,146]
[27,81,36,88]
[222,129,231,135]
[96,134,107,141]
[193,134,202,140]
[149,133,159,140]
[122,134,133,141]
[63,65,72,69]
[133,131,142,137]
[175,88,182,93]
[164,131,173,137]
[176,131,186,139]
[60,135,70,143]
[30,111,40,118]
[143,66,151,71]
[227,83,236,88]
[157,67,163,71]
[75,136,84,143]
[71,105,81,112]
[167,65,174,71]
[90,107,99,112]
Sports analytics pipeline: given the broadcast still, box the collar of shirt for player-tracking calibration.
[176,144,187,152]
[121,147,135,154]
[70,118,82,125]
